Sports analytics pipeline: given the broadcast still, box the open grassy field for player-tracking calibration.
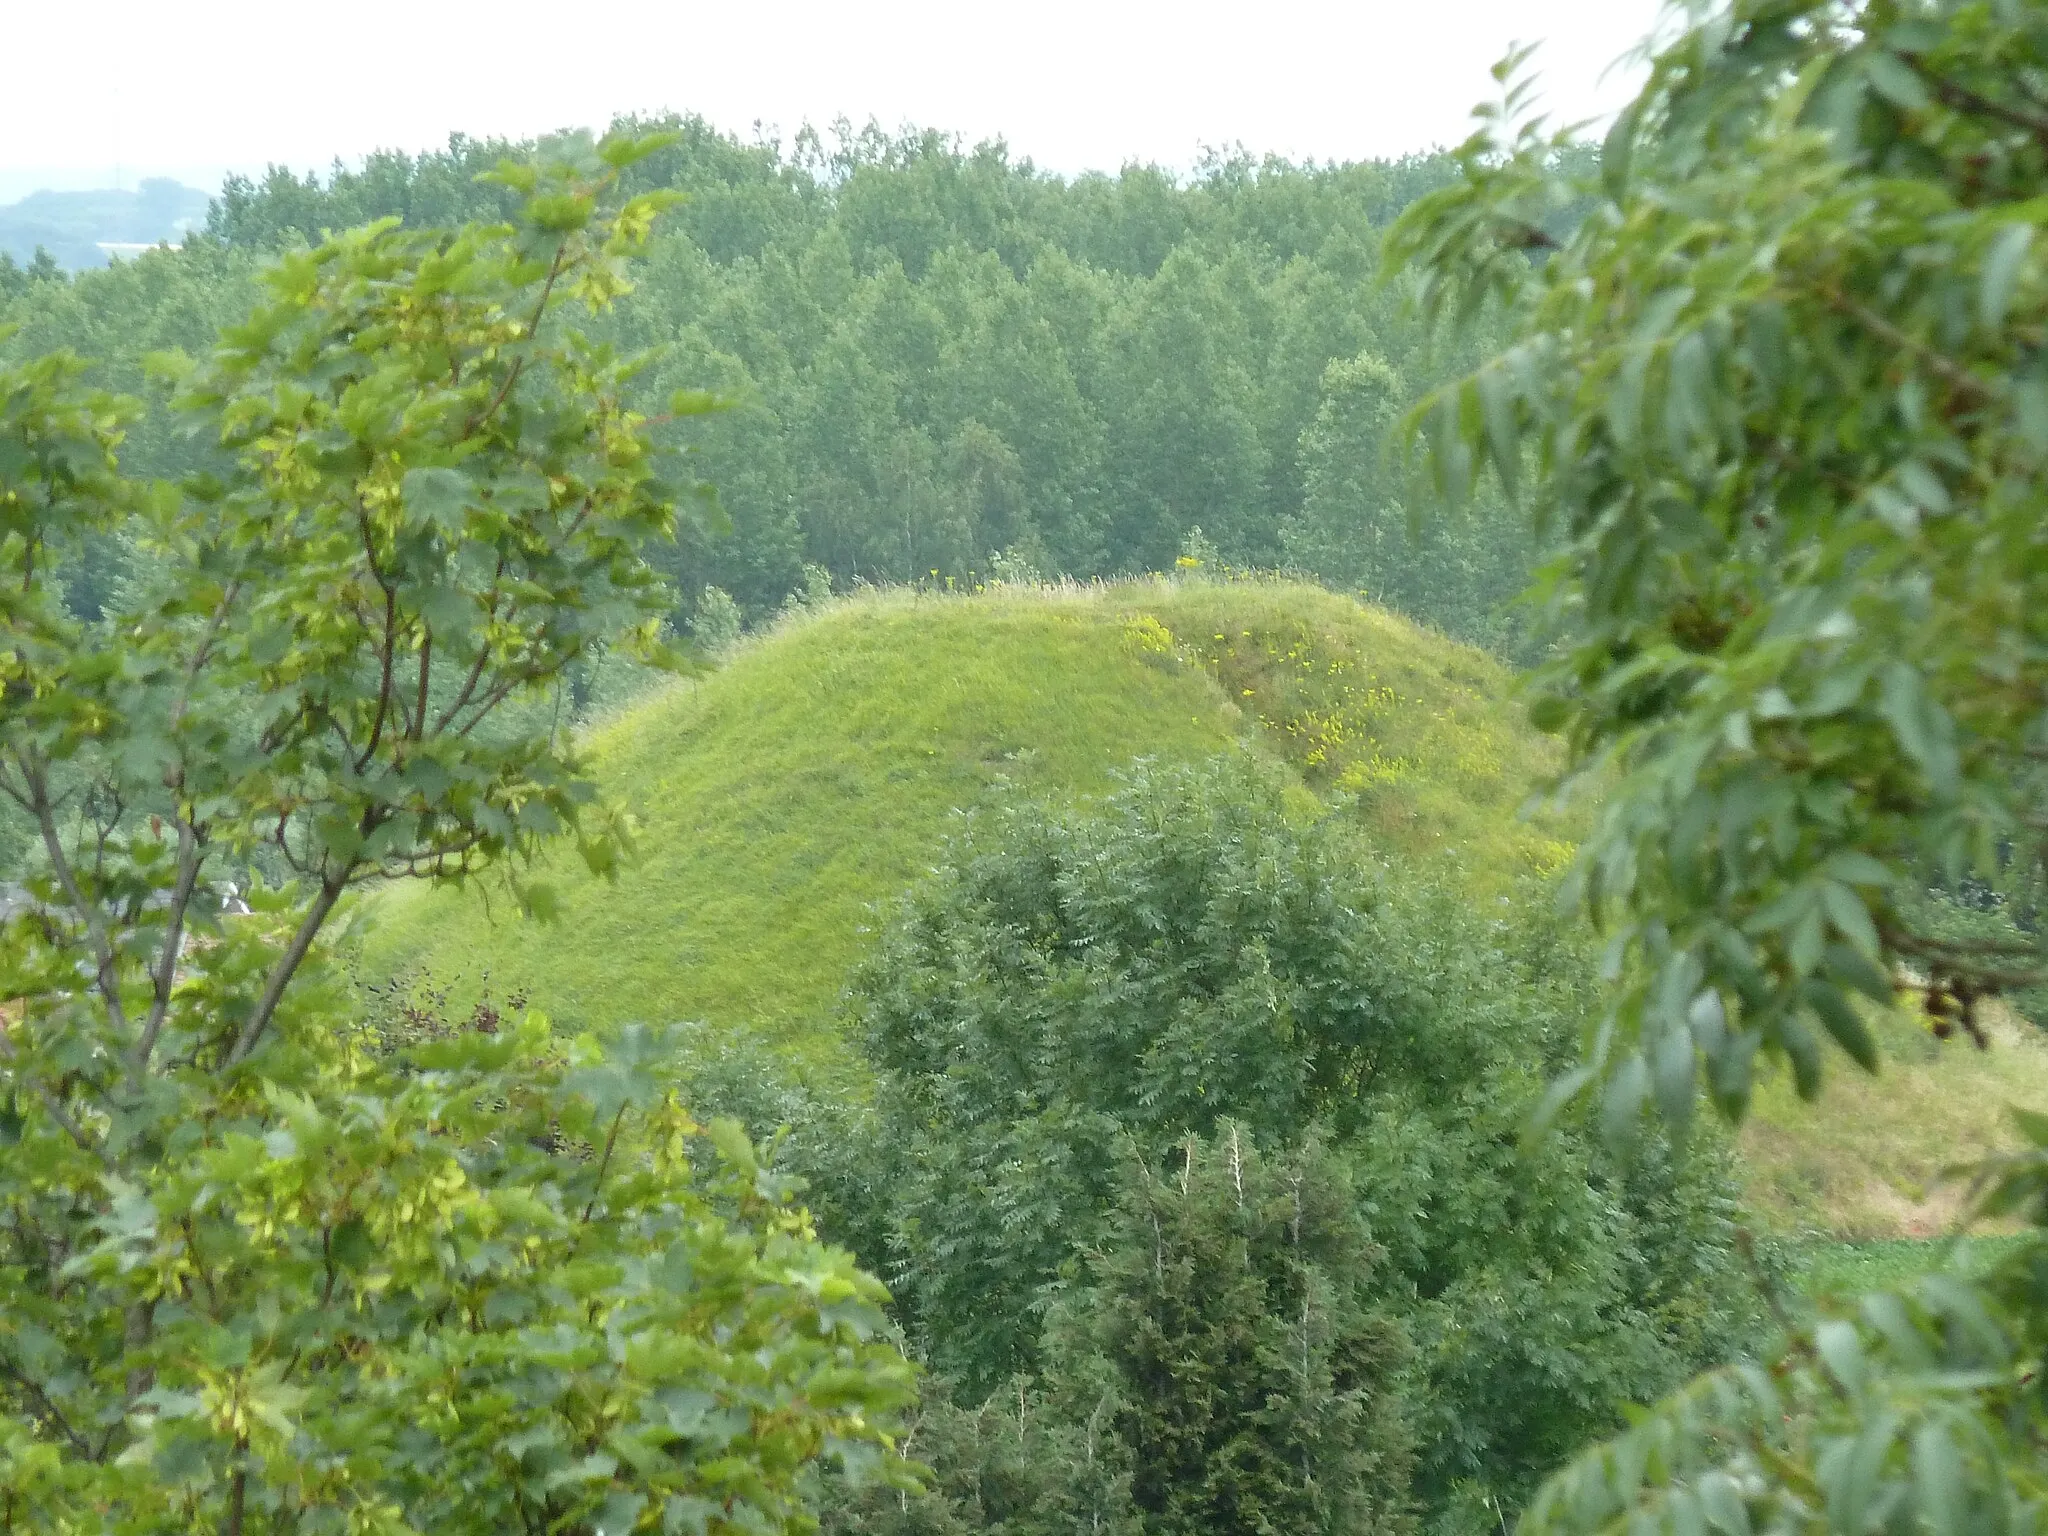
[360,575,2048,1243]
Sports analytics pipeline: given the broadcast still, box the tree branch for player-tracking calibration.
[0,1356,92,1458]
[1899,52,2048,149]
[1822,288,1997,404]
[411,628,433,741]
[582,1105,629,1223]
[354,513,401,775]
[25,758,128,1037]
[432,555,509,733]
[0,1028,102,1158]
[134,817,204,1080]
[224,874,349,1067]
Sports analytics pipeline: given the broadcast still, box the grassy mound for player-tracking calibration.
[360,576,2048,1245]
[357,579,1566,1069]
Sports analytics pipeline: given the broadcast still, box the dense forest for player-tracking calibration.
[7,2,2048,1532]
[0,115,1761,1536]
[0,118,1538,653]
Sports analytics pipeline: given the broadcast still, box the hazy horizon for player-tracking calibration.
[4,0,1667,205]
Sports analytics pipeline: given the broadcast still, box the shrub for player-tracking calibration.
[849,756,1760,1521]
[689,583,745,658]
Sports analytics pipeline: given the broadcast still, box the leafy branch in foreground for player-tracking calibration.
[1392,0,2048,1128]
[1392,2,2048,1532]
[0,129,913,1534]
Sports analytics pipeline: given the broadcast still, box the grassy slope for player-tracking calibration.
[1738,1001,2048,1238]
[359,579,1565,1067]
[362,577,2048,1243]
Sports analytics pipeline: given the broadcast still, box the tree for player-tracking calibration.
[0,130,914,1533]
[1394,0,2048,1121]
[1283,354,1410,590]
[1098,249,1270,570]
[849,756,1757,1520]
[814,1130,1414,1536]
[1284,352,1535,654]
[11,118,1560,629]
[1390,1,2048,1529]
[1044,1128,1414,1536]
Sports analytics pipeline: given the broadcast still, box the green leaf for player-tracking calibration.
[600,130,682,169]
[1527,1063,1599,1143]
[1912,1419,1964,1536]
[1603,98,1641,199]
[1895,460,1950,516]
[1825,942,1896,1004]
[1476,363,1521,502]
[1819,879,1881,956]
[1815,1318,1867,1394]
[1697,1469,1751,1536]
[1864,50,1932,111]
[594,1491,648,1536]
[1601,1051,1651,1146]
[1608,346,1650,450]
[669,388,723,417]
[1789,901,1828,977]
[1782,1010,1824,1099]
[1667,331,1714,455]
[401,466,478,533]
[704,1116,760,1175]
[1651,1022,1697,1132]
[1878,662,1959,795]
[329,1216,374,1271]
[1980,223,2033,331]
[1803,981,1879,1073]
[1822,850,1894,888]
[2016,373,2048,453]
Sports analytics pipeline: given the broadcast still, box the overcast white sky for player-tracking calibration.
[3,0,1669,202]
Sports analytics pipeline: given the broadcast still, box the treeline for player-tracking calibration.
[0,116,1536,652]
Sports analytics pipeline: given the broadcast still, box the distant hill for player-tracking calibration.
[0,179,210,269]
[357,576,2048,1240]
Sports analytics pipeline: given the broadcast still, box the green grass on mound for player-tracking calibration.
[356,579,1567,1068]
[357,574,2048,1243]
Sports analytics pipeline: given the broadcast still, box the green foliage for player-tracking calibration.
[1392,0,2048,1123]
[1521,1219,2048,1536]
[850,757,1759,1519]
[0,131,913,1532]
[687,584,745,657]
[1044,1128,1415,1536]
[820,1131,1414,1536]
[1391,3,2048,1532]
[0,248,65,307]
[0,993,913,1535]
[6,121,1530,648]
[1283,353,1536,658]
